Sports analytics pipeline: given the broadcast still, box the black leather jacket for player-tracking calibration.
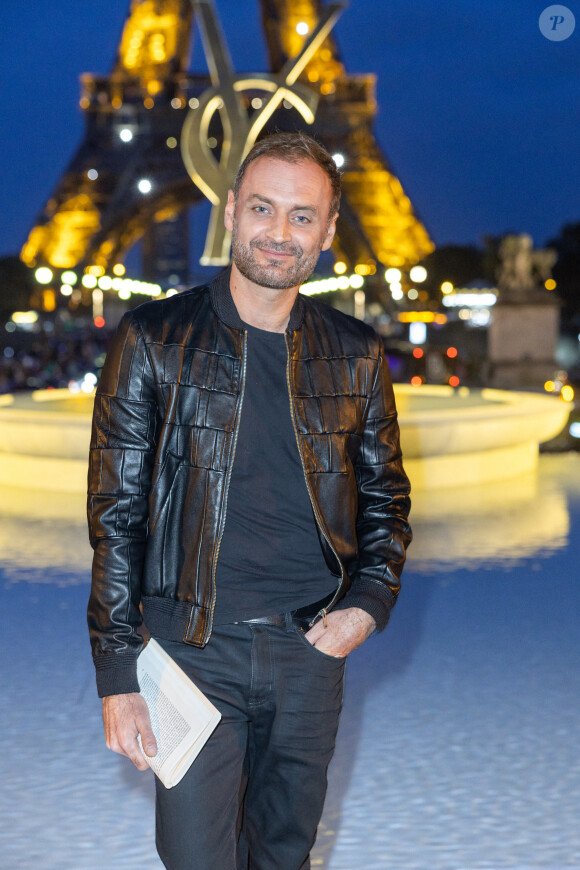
[87,269,412,696]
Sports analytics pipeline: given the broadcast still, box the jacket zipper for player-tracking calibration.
[203,329,248,643]
[285,332,344,627]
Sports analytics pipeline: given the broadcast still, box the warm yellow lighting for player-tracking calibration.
[98,276,113,290]
[441,281,454,294]
[189,97,199,109]
[296,21,309,35]
[170,97,182,109]
[410,265,427,283]
[251,97,263,109]
[79,97,90,109]
[144,97,154,109]
[35,267,53,285]
[11,311,39,324]
[300,273,364,297]
[22,193,101,269]
[544,380,555,393]
[87,265,105,277]
[334,261,347,274]
[355,264,372,276]
[408,288,419,300]
[61,270,77,285]
[398,312,448,324]
[561,385,574,402]
[385,268,402,283]
[545,279,557,291]
[147,79,163,96]
[111,96,122,109]
[113,263,126,276]
[82,274,98,289]
[43,290,56,311]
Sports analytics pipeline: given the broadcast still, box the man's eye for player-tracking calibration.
[294,215,310,223]
[254,206,269,214]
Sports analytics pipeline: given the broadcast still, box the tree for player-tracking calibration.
[0,256,36,313]
[547,222,580,329]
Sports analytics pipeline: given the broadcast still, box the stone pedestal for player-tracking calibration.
[487,301,560,389]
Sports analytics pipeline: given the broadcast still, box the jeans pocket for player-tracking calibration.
[292,627,347,663]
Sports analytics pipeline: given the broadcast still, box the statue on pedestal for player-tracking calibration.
[497,234,557,301]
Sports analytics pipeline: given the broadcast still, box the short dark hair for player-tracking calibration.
[232,132,342,221]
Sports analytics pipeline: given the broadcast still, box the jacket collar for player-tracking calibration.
[208,266,306,332]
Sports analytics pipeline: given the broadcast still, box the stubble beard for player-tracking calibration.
[230,223,323,291]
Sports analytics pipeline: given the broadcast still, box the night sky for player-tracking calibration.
[1,0,578,263]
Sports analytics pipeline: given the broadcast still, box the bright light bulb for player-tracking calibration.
[410,266,427,283]
[138,178,152,194]
[35,267,53,285]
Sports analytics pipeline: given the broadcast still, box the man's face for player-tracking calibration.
[224,156,337,291]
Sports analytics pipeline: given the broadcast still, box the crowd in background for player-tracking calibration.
[0,322,113,394]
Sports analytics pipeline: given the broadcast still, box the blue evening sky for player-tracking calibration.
[0,0,578,259]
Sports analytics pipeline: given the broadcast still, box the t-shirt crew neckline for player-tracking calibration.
[241,319,287,339]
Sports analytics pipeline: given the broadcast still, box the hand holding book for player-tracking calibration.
[136,639,221,788]
[102,691,158,772]
[102,639,221,788]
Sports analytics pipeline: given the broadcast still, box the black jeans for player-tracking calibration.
[155,620,346,870]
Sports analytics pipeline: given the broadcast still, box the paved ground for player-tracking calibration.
[1,454,579,869]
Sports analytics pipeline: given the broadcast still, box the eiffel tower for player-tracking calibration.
[21,0,433,288]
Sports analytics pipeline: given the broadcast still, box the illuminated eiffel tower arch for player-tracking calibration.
[21,0,433,286]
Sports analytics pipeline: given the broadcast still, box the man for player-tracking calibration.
[87,131,412,869]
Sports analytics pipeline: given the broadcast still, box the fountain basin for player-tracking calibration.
[396,384,570,489]
[0,385,570,492]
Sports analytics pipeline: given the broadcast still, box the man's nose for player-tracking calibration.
[266,213,292,242]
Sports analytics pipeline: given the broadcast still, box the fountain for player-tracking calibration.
[0,385,569,493]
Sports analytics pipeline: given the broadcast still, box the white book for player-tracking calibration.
[136,638,221,789]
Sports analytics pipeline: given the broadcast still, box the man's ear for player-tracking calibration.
[321,213,338,252]
[224,190,235,232]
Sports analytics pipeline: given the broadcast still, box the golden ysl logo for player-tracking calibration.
[181,0,344,264]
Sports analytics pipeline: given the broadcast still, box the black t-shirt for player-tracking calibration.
[213,321,337,623]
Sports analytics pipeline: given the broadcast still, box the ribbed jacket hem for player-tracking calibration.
[142,596,211,646]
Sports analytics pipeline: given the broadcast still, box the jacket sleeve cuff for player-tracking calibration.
[94,653,141,698]
[332,580,396,633]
